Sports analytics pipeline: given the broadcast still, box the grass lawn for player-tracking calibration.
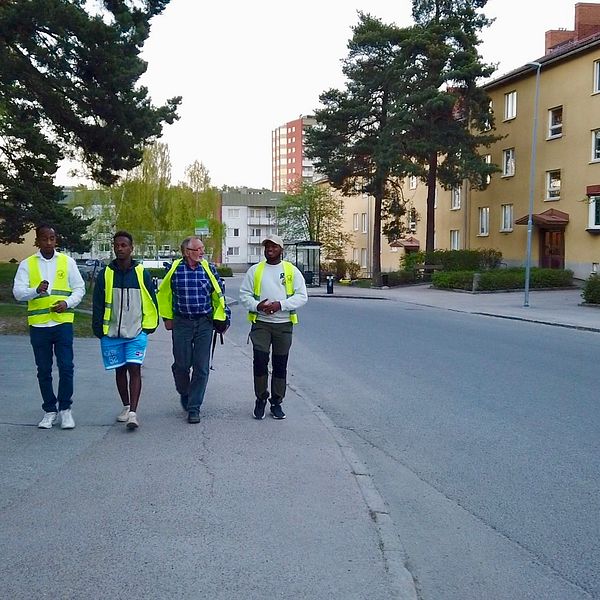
[0,262,94,336]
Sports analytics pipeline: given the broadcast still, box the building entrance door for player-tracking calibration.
[540,229,565,269]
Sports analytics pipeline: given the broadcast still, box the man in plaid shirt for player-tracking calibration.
[157,237,230,423]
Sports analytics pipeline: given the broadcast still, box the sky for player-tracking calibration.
[56,0,580,189]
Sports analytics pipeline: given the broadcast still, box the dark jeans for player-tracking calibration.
[171,315,213,411]
[249,320,293,404]
[29,323,74,412]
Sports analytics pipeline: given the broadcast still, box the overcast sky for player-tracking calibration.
[57,0,579,189]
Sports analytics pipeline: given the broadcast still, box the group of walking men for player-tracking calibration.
[13,225,308,430]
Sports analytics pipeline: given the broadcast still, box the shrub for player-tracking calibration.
[346,261,361,279]
[432,267,573,291]
[216,265,233,277]
[384,270,418,286]
[582,274,600,304]
[402,249,503,272]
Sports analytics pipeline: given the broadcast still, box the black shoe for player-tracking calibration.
[188,410,200,424]
[253,398,267,420]
[180,395,189,411]
[270,403,286,420]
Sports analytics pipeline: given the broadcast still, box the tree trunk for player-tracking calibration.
[425,152,438,255]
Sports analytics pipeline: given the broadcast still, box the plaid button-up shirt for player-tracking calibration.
[171,261,228,319]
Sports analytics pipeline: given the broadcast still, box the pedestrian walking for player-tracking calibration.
[12,224,86,429]
[92,231,158,430]
[157,237,230,424]
[239,234,308,420]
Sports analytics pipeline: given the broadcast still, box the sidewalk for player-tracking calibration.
[0,327,415,600]
[309,283,600,333]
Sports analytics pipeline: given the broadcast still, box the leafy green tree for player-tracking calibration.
[0,0,181,248]
[403,0,501,253]
[277,182,352,260]
[306,13,415,285]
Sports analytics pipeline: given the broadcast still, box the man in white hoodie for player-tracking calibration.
[239,234,308,420]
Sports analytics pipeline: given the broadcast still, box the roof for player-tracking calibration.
[515,208,570,227]
[390,236,420,249]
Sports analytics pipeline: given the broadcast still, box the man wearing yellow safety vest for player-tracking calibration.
[92,231,158,431]
[12,224,86,429]
[239,234,308,420]
[157,236,230,424]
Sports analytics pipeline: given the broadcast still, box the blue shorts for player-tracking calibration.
[100,332,148,370]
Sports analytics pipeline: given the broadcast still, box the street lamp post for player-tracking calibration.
[524,62,542,307]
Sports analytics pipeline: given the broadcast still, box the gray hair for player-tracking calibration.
[180,236,203,254]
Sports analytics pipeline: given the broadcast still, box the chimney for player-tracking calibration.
[545,2,600,54]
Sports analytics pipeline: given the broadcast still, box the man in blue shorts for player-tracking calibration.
[92,231,158,430]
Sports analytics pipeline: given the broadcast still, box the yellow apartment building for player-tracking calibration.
[436,2,600,280]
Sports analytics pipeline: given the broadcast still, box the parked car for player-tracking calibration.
[75,259,104,281]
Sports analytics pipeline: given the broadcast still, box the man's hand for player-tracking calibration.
[51,300,67,313]
[257,300,281,315]
[36,280,49,295]
[163,319,173,331]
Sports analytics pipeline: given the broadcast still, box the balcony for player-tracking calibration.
[247,217,276,225]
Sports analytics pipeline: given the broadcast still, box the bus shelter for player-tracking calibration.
[283,241,321,287]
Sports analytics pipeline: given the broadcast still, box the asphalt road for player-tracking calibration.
[226,280,600,600]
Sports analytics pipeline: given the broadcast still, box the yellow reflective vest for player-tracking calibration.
[248,260,298,324]
[157,259,227,323]
[102,264,158,335]
[27,254,74,325]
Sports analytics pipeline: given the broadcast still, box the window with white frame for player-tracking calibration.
[451,186,461,210]
[592,129,600,162]
[594,60,600,93]
[500,204,513,231]
[478,207,490,236]
[361,213,367,233]
[548,107,563,138]
[231,228,239,237]
[504,91,517,120]
[99,242,111,252]
[352,248,359,263]
[353,213,359,231]
[226,247,240,256]
[227,208,240,218]
[546,170,561,200]
[360,248,367,268]
[484,154,492,185]
[409,175,417,190]
[450,230,460,250]
[589,196,600,228]
[250,228,262,237]
[503,148,515,176]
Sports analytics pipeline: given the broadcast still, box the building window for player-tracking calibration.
[502,148,515,177]
[483,154,492,185]
[594,60,600,94]
[231,228,239,237]
[589,196,600,228]
[592,129,600,162]
[548,107,563,138]
[450,230,460,250]
[250,228,262,237]
[352,248,359,263]
[99,242,111,252]
[360,248,367,268]
[451,186,461,210]
[361,213,367,233]
[353,213,359,231]
[409,175,417,190]
[500,204,513,231]
[546,170,561,200]
[227,208,240,218]
[226,247,240,256]
[504,91,517,120]
[478,207,489,236]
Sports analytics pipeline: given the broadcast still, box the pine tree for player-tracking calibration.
[0,0,181,248]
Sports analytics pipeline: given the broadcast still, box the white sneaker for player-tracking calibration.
[126,411,139,430]
[38,412,58,429]
[116,405,131,422]
[59,409,75,430]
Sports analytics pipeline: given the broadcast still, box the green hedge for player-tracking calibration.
[403,249,503,272]
[582,275,600,304]
[216,265,233,277]
[432,267,573,291]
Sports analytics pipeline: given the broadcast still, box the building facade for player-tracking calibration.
[432,2,600,280]
[221,188,284,271]
[271,115,316,193]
